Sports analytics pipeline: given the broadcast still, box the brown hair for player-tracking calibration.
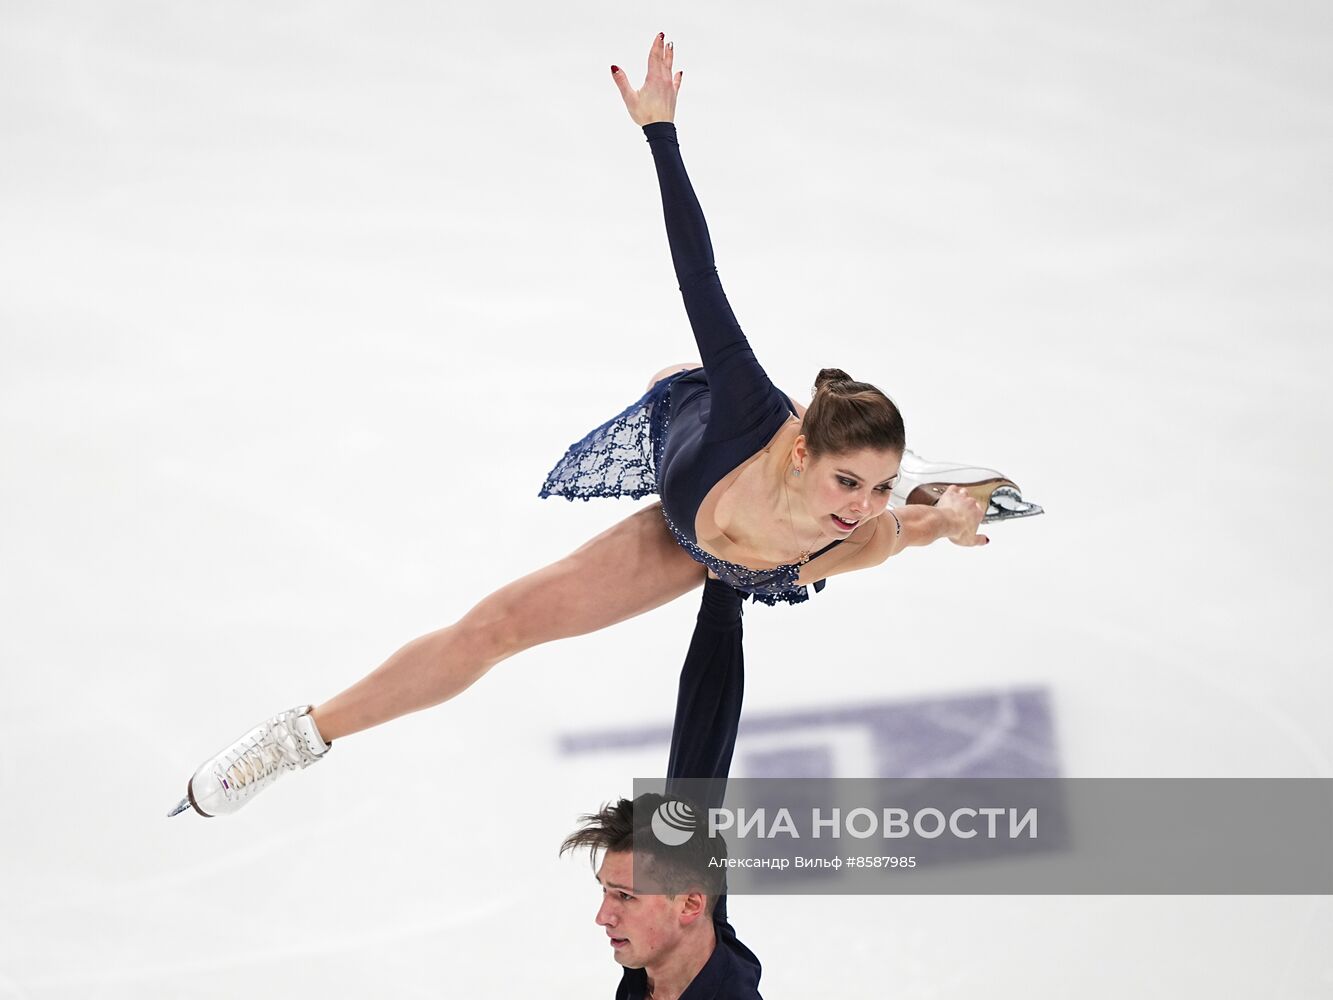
[801,367,905,458]
[560,793,725,911]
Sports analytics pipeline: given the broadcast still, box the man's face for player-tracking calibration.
[594,849,702,969]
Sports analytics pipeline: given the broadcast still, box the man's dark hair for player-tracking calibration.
[561,792,727,913]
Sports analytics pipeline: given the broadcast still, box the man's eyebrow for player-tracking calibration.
[835,467,898,486]
[595,876,635,892]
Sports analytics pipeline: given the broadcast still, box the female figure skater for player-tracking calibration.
[170,33,999,819]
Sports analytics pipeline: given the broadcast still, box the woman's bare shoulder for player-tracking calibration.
[795,516,886,586]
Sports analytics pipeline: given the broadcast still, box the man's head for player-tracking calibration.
[561,794,724,970]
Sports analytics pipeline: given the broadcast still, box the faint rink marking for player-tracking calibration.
[559,687,1059,779]
[904,693,1055,778]
[739,726,874,781]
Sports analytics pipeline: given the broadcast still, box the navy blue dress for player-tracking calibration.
[540,122,843,605]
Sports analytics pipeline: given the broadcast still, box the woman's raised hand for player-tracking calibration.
[611,32,683,126]
[936,485,990,547]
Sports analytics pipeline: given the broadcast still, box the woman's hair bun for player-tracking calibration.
[814,367,854,393]
[802,367,906,458]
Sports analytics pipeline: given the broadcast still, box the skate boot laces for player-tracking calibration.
[214,715,318,806]
[176,705,330,817]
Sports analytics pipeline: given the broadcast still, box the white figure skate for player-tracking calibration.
[168,705,331,817]
[892,449,1043,523]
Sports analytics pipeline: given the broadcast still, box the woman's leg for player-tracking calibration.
[646,361,702,392]
[310,502,705,741]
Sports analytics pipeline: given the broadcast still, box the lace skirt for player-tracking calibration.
[537,369,690,504]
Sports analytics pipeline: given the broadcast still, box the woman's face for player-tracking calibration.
[800,445,902,537]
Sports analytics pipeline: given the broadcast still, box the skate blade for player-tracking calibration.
[983,487,1044,524]
[167,795,194,818]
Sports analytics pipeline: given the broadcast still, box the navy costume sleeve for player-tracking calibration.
[665,578,747,807]
[667,579,763,995]
[642,122,791,447]
[616,582,763,999]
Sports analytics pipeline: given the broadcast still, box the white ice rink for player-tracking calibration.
[3,1,1331,996]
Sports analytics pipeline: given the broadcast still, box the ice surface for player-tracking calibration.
[2,1,1331,997]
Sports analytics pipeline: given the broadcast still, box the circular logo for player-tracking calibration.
[651,799,697,846]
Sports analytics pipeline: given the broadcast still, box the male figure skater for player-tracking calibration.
[562,577,761,999]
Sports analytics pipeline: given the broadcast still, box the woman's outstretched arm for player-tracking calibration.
[612,35,783,432]
[824,486,990,577]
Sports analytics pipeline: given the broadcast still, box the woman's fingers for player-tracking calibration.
[610,64,637,111]
[647,33,663,78]
[659,36,681,93]
[610,64,630,95]
[613,34,678,125]
[649,33,676,79]
[938,486,988,547]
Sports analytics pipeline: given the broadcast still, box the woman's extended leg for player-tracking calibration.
[310,501,705,741]
[646,361,702,392]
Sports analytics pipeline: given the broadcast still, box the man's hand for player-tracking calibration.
[611,32,683,126]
